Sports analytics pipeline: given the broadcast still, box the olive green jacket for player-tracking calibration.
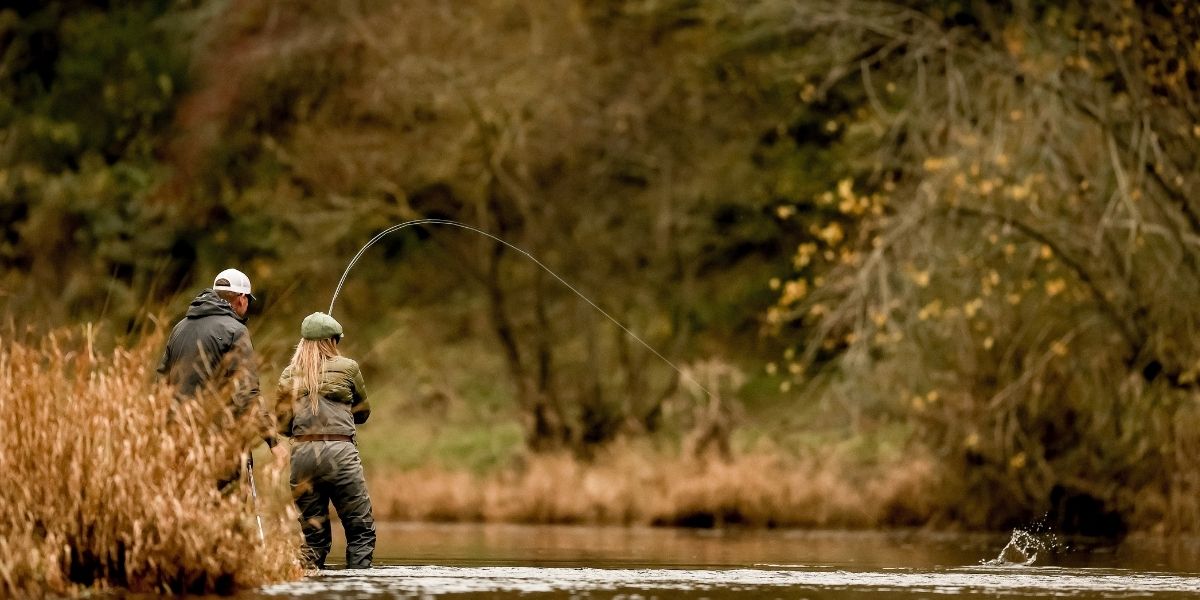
[275,356,371,439]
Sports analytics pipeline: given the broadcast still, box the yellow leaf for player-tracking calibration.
[780,280,808,305]
[1009,452,1027,470]
[818,223,844,245]
[837,178,854,200]
[793,242,816,269]
[964,298,983,318]
[918,300,943,320]
[1045,278,1066,296]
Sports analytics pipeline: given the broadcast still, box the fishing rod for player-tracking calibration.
[328,218,714,400]
[246,455,265,544]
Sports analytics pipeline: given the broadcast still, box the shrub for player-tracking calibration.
[0,328,301,595]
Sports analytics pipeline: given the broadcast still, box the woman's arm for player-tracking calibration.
[350,365,371,425]
[274,371,296,437]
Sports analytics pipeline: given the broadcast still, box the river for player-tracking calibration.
[247,523,1200,598]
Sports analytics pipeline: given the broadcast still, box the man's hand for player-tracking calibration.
[271,444,290,464]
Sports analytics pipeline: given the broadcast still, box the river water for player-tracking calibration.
[249,523,1200,598]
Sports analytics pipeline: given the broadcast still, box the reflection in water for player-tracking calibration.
[245,523,1200,599]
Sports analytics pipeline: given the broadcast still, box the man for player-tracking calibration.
[158,268,283,487]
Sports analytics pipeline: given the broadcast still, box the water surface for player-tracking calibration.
[252,523,1200,598]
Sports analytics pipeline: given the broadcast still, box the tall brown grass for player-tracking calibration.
[0,328,301,595]
[369,442,938,529]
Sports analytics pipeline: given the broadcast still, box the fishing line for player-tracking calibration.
[329,218,714,399]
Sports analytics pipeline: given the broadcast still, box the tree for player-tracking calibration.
[182,0,811,453]
[0,1,194,326]
[751,0,1200,531]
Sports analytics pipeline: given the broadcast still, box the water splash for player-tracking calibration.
[985,530,1044,566]
[984,525,1067,566]
[328,218,714,399]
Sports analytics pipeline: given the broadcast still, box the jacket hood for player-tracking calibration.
[185,289,244,322]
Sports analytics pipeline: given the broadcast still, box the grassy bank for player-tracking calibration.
[324,317,941,530]
[0,329,300,595]
[366,443,937,529]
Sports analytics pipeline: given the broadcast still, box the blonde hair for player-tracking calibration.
[286,338,340,413]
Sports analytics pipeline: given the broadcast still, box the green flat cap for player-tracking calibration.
[301,312,343,340]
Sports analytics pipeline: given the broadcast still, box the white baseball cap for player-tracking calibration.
[213,268,256,301]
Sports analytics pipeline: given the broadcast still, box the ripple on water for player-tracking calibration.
[260,565,1200,597]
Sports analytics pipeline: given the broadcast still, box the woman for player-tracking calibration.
[276,312,375,569]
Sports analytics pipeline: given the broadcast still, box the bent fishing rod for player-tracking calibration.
[328,218,714,400]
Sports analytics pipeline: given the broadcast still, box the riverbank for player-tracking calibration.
[364,443,938,528]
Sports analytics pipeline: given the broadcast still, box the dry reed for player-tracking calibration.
[370,442,938,529]
[0,328,301,595]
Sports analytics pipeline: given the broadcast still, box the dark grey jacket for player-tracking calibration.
[158,289,274,446]
[276,356,371,439]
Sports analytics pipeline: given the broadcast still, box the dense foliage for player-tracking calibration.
[753,0,1200,533]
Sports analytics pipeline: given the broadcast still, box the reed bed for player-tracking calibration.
[370,442,938,528]
[0,329,301,595]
